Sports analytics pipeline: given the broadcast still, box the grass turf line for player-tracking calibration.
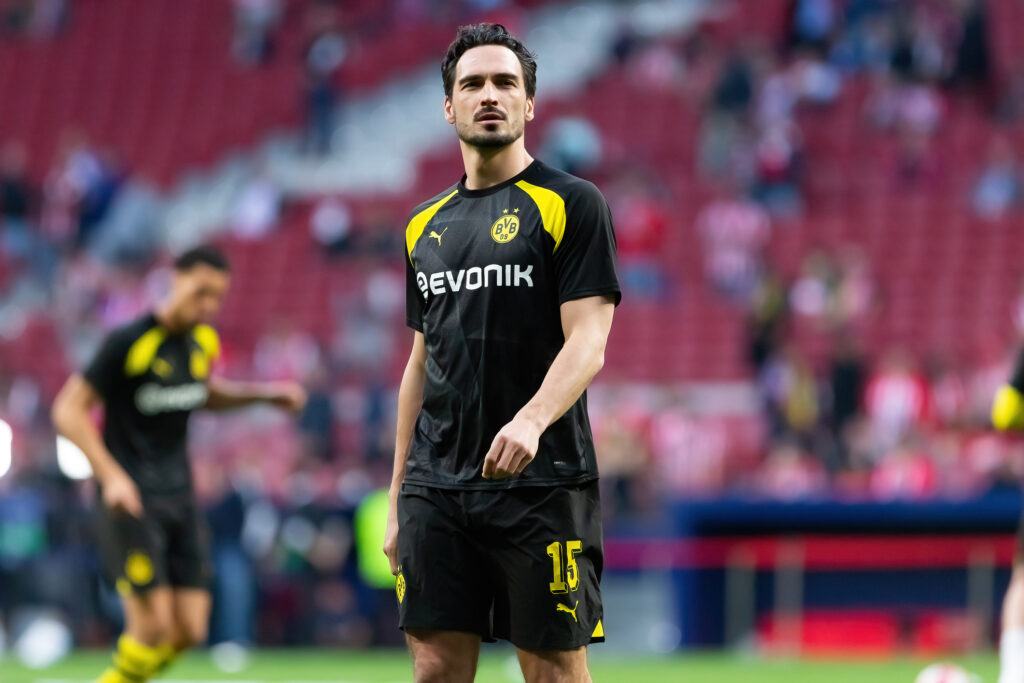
[0,650,1002,682]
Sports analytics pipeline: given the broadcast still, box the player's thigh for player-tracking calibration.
[170,587,211,649]
[396,484,493,637]
[489,482,604,652]
[122,586,176,646]
[516,646,591,683]
[163,498,213,592]
[95,503,169,595]
[405,628,481,683]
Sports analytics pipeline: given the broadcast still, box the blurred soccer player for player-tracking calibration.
[991,361,1024,683]
[383,23,620,683]
[51,246,306,683]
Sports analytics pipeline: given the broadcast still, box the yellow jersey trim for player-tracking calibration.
[592,619,604,638]
[992,384,1024,430]
[406,190,459,265]
[515,180,566,253]
[192,324,221,360]
[124,328,167,377]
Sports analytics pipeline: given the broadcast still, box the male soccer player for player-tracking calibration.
[991,366,1024,683]
[51,246,306,683]
[382,23,620,683]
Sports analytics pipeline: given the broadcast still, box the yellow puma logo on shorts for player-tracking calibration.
[556,600,579,622]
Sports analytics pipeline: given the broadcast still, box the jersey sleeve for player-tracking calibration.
[554,182,622,306]
[82,328,133,400]
[406,253,424,331]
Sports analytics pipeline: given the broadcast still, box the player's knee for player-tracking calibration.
[411,649,476,683]
[128,617,175,648]
[520,650,590,683]
[170,618,208,651]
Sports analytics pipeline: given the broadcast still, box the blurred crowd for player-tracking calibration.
[2,0,1024,649]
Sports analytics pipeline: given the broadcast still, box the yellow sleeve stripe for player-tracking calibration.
[406,189,459,265]
[192,324,221,360]
[992,384,1024,430]
[516,179,566,253]
[124,327,167,377]
[591,619,604,638]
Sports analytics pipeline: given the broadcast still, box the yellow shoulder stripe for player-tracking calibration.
[124,328,167,377]
[192,324,221,360]
[992,384,1024,430]
[406,190,459,265]
[516,180,566,253]
[591,619,604,638]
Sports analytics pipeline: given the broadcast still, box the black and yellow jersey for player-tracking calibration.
[82,312,219,497]
[404,160,620,490]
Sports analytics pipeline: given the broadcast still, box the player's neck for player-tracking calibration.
[154,303,188,335]
[460,142,533,191]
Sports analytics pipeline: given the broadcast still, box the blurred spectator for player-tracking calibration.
[298,363,334,462]
[747,268,788,372]
[40,132,102,250]
[697,181,771,301]
[758,346,820,442]
[607,173,669,300]
[927,355,969,429]
[947,0,991,94]
[828,335,866,436]
[789,0,838,54]
[310,196,354,256]
[231,169,282,239]
[869,437,939,500]
[754,439,827,500]
[87,173,163,265]
[541,115,603,177]
[864,349,929,454]
[995,61,1024,123]
[27,0,67,38]
[752,121,804,217]
[0,142,43,273]
[254,319,322,382]
[699,48,755,179]
[971,137,1022,220]
[231,0,282,67]
[302,2,346,156]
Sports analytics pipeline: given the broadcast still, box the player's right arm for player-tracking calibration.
[51,375,143,517]
[383,331,427,575]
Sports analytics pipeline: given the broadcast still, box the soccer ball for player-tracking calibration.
[915,663,973,683]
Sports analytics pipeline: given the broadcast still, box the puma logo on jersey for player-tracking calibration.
[429,227,448,245]
[416,264,534,301]
[556,600,579,622]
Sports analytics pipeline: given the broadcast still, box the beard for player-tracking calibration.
[456,118,523,149]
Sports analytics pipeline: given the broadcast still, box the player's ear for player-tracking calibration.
[444,97,456,125]
[525,96,535,122]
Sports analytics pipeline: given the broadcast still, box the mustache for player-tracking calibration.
[474,108,506,121]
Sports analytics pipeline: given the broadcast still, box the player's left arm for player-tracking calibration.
[204,377,307,413]
[482,294,615,480]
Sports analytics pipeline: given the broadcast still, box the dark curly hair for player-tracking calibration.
[441,23,537,99]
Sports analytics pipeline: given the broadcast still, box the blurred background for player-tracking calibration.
[1,0,1023,676]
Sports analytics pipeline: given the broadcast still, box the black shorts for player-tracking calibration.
[396,480,604,651]
[95,493,211,595]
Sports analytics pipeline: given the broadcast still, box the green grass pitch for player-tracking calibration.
[0,649,1002,683]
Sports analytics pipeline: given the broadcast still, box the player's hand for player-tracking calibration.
[482,413,543,480]
[267,382,307,414]
[382,493,400,575]
[102,471,143,518]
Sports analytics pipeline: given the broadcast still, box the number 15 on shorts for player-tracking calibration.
[546,540,582,594]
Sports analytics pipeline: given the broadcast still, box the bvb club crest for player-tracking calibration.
[396,571,406,604]
[490,209,520,244]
